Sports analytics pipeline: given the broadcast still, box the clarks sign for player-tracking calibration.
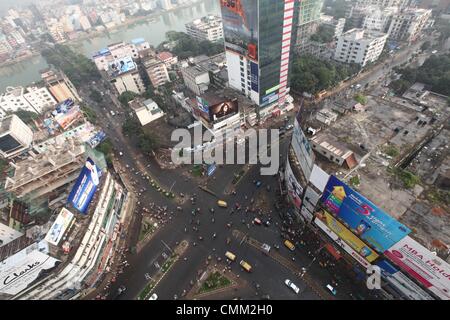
[0,248,59,296]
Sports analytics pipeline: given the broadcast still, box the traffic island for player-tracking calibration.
[186,263,247,300]
[137,240,189,300]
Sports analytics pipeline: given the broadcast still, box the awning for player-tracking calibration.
[325,243,342,260]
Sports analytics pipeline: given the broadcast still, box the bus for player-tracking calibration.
[240,260,252,272]
[225,251,236,262]
[284,240,295,251]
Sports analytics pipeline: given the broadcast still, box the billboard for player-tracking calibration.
[0,245,60,296]
[108,56,136,77]
[209,99,239,122]
[314,216,372,269]
[285,158,304,210]
[54,105,81,129]
[44,208,74,246]
[377,259,434,300]
[67,158,102,214]
[88,130,107,148]
[291,119,315,179]
[384,236,450,300]
[250,61,259,93]
[316,211,379,263]
[221,0,258,61]
[321,175,410,253]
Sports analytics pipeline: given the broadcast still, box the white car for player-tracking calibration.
[148,293,158,300]
[284,279,300,294]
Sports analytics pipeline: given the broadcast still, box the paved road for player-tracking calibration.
[78,75,378,301]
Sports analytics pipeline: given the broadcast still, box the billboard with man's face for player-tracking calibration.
[321,175,411,253]
[221,0,258,61]
[209,99,239,122]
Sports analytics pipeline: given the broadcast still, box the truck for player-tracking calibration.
[240,260,252,272]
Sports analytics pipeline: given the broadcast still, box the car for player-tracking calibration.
[255,181,262,188]
[326,284,337,295]
[148,293,158,300]
[284,279,300,294]
[253,218,262,225]
[355,84,362,89]
[261,243,271,254]
[110,110,116,116]
[285,124,294,130]
[117,285,126,295]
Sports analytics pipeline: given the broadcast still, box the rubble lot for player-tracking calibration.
[407,128,450,185]
[400,202,450,250]
[312,95,448,232]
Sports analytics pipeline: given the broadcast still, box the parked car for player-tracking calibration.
[326,284,337,295]
[148,293,158,300]
[117,285,126,295]
[285,279,300,294]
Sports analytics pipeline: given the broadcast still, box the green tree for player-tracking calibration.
[138,133,158,154]
[354,93,368,105]
[80,104,97,124]
[118,91,139,106]
[97,139,114,166]
[122,116,141,137]
[90,89,103,103]
[11,109,39,124]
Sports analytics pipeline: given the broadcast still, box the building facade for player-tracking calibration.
[387,8,432,42]
[334,28,388,67]
[185,15,224,42]
[142,56,171,88]
[0,115,33,159]
[181,65,211,96]
[295,0,324,51]
[221,0,299,119]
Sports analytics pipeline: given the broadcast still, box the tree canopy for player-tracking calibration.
[310,25,335,43]
[160,31,224,59]
[391,53,450,96]
[291,54,360,95]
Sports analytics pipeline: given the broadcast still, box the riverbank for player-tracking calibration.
[0,50,41,68]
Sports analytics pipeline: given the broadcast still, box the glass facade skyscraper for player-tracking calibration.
[220,0,298,116]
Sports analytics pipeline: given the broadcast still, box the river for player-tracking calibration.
[0,0,220,92]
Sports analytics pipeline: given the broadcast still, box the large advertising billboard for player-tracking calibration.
[67,158,102,214]
[0,245,60,296]
[44,208,74,246]
[209,99,239,122]
[376,259,434,300]
[108,56,136,77]
[221,0,258,61]
[54,105,81,129]
[316,211,379,263]
[314,216,372,269]
[291,119,315,179]
[321,175,411,253]
[285,158,304,210]
[384,236,450,300]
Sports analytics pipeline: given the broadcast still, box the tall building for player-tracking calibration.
[41,69,82,103]
[220,0,299,119]
[185,15,224,42]
[0,115,33,159]
[142,56,171,88]
[296,0,324,51]
[387,8,432,42]
[334,28,388,67]
[106,56,146,95]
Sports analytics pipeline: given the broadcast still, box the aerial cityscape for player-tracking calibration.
[0,0,449,305]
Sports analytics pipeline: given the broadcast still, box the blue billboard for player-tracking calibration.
[250,62,259,93]
[88,131,107,148]
[67,158,102,214]
[321,175,410,253]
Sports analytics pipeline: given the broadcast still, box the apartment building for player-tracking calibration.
[185,15,224,42]
[387,8,432,42]
[142,56,170,88]
[334,28,388,67]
